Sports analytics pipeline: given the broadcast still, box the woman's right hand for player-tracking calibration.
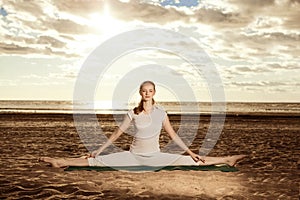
[90,150,101,158]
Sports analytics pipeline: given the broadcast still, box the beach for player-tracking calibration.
[0,113,299,199]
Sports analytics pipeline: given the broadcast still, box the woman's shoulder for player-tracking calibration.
[126,109,136,120]
[153,105,168,121]
[153,104,167,115]
[154,104,166,111]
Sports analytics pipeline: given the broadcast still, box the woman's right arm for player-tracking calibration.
[90,113,132,158]
[91,128,124,157]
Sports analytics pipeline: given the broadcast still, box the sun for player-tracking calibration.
[88,3,124,35]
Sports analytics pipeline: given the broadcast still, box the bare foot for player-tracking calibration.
[227,155,247,167]
[39,157,65,168]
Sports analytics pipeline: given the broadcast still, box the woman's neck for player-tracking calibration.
[143,100,153,112]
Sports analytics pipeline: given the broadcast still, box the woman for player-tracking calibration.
[40,81,245,168]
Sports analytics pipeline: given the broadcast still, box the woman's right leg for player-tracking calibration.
[40,151,141,168]
[39,157,89,168]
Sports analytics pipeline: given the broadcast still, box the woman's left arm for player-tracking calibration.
[163,115,205,163]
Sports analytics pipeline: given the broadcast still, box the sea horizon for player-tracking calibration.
[0,100,299,115]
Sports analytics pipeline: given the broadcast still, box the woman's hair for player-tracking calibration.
[134,81,156,115]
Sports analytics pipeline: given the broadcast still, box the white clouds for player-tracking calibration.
[229,80,299,95]
[0,1,103,57]
[2,0,297,61]
[0,79,20,86]
[0,0,299,101]
[267,62,300,70]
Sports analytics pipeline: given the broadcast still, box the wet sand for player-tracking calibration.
[0,113,299,199]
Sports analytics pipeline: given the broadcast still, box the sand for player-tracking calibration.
[0,113,299,199]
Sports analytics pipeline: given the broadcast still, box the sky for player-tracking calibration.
[0,0,299,103]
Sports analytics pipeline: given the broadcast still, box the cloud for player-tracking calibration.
[1,0,187,57]
[39,19,94,35]
[19,70,76,86]
[0,1,101,57]
[0,42,36,54]
[109,0,190,24]
[2,0,297,61]
[192,8,249,28]
[234,66,271,73]
[226,0,300,30]
[0,0,299,102]
[37,35,66,48]
[225,62,300,76]
[190,0,300,61]
[267,63,300,70]
[219,60,300,95]
[0,79,19,86]
[52,0,189,25]
[53,0,105,18]
[201,30,300,62]
[231,81,286,87]
[0,40,77,57]
[226,0,276,10]
[229,80,300,94]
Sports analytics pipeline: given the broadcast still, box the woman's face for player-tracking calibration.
[140,83,155,101]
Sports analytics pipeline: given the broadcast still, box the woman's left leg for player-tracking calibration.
[164,154,246,166]
[197,155,246,166]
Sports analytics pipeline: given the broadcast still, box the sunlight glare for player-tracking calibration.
[88,3,124,36]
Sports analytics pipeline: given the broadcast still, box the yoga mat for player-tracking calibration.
[65,164,238,172]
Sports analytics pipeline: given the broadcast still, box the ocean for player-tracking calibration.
[0,100,299,115]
